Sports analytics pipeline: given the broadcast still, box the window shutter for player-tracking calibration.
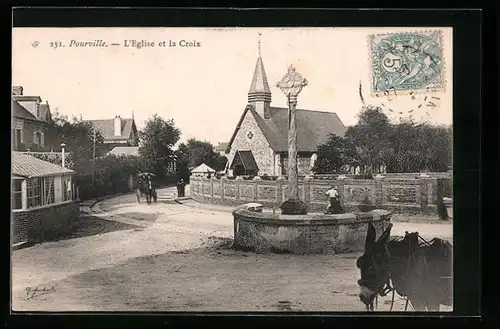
[40,132,45,147]
[33,132,37,145]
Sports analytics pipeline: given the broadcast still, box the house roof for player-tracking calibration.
[85,117,136,141]
[191,163,216,173]
[226,105,347,153]
[231,150,259,172]
[12,152,74,178]
[108,146,140,157]
[12,99,44,122]
[13,95,42,102]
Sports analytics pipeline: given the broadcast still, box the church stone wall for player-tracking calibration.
[227,111,275,176]
[281,155,313,176]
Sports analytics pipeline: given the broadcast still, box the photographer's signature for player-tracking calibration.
[25,285,56,300]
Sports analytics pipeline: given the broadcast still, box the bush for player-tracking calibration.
[75,154,143,200]
[280,199,308,215]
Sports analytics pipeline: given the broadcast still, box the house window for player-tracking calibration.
[33,132,43,147]
[62,176,72,201]
[27,178,42,208]
[44,176,55,205]
[11,179,22,210]
[13,129,22,149]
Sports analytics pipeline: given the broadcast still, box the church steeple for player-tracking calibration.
[248,33,272,119]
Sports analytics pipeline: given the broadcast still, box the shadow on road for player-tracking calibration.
[50,215,140,242]
[116,212,162,223]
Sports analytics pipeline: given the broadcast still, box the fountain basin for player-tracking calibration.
[232,209,392,254]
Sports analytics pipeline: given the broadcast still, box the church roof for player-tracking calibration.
[226,105,347,153]
[248,56,271,94]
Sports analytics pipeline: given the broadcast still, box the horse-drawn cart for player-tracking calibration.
[136,172,158,204]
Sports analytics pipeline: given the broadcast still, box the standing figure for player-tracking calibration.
[325,186,344,214]
[177,178,186,197]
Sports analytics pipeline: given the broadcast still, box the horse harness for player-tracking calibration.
[371,232,450,311]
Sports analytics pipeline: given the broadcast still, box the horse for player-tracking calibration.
[136,173,157,204]
[144,176,157,204]
[356,222,453,311]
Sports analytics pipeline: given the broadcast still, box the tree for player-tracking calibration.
[176,138,217,169]
[384,119,452,173]
[45,110,105,173]
[420,124,452,172]
[175,139,217,181]
[214,155,228,171]
[138,114,181,179]
[313,134,357,174]
[345,105,392,174]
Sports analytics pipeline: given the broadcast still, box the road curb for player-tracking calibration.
[179,200,235,213]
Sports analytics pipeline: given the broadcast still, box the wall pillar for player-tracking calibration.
[21,179,27,210]
[375,180,383,207]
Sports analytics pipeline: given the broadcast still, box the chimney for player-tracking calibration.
[12,86,23,96]
[114,115,122,136]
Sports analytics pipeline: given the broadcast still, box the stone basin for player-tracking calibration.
[232,209,392,254]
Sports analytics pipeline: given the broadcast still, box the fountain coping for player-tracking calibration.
[233,209,392,226]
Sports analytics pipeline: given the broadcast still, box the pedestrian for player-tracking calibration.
[325,186,344,214]
[177,178,185,197]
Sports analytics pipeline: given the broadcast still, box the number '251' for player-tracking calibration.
[50,41,64,49]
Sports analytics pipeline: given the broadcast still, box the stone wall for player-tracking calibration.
[280,155,314,176]
[191,176,452,215]
[11,201,79,244]
[233,209,392,254]
[226,110,275,176]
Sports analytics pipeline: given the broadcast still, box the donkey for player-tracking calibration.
[356,222,453,311]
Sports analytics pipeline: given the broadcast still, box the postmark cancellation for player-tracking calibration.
[369,30,445,95]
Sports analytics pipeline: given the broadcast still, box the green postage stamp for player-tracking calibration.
[369,30,445,95]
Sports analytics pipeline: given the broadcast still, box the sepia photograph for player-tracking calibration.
[11,26,454,313]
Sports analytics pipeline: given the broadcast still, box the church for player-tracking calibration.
[225,41,347,177]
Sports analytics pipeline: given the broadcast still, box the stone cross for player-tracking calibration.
[276,65,308,201]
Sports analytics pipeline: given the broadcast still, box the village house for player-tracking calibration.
[85,115,139,147]
[215,142,229,155]
[12,86,52,151]
[225,43,347,177]
[11,152,78,247]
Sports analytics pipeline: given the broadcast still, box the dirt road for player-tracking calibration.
[12,187,453,312]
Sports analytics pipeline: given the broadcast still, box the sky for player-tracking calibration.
[12,27,453,146]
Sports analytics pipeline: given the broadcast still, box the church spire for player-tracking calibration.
[248,33,272,119]
[258,32,262,57]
